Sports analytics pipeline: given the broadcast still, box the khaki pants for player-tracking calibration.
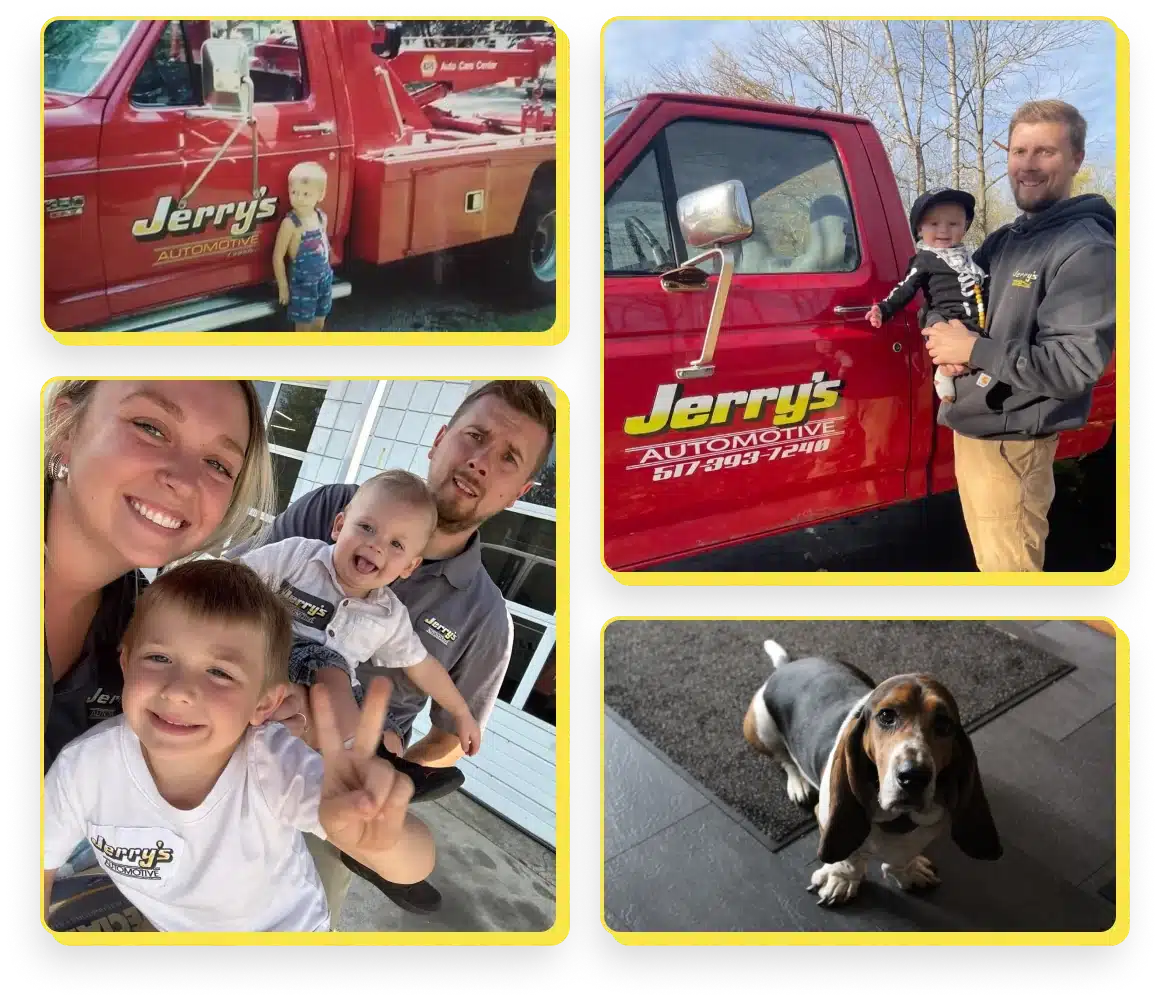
[953,431,1059,572]
[305,833,352,930]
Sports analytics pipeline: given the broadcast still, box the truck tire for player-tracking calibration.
[501,172,555,306]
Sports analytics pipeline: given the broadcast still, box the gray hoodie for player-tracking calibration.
[939,194,1115,439]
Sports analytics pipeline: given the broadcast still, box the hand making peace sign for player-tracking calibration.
[312,676,417,862]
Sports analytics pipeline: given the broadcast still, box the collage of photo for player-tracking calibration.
[39,15,1127,958]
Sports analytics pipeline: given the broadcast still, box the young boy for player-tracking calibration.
[273,160,333,333]
[42,560,434,932]
[865,188,991,402]
[234,469,482,761]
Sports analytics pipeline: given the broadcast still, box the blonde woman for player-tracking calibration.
[44,380,282,765]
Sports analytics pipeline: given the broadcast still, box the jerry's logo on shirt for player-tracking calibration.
[422,617,458,646]
[279,581,335,631]
[1010,270,1039,289]
[89,835,176,880]
[85,686,121,722]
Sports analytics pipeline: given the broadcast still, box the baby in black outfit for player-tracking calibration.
[866,188,991,403]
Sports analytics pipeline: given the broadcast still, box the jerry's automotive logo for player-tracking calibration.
[624,372,845,437]
[423,617,458,646]
[85,686,121,722]
[1010,270,1039,289]
[90,835,176,880]
[279,582,334,632]
[131,187,280,243]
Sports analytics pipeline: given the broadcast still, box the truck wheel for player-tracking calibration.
[503,175,555,306]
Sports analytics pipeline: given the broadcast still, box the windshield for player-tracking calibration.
[604,104,636,140]
[44,20,136,96]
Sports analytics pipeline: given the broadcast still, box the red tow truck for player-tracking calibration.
[603,93,1115,572]
[43,19,558,333]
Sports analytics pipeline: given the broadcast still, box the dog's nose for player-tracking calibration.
[896,764,932,792]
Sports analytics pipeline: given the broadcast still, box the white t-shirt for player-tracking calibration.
[43,717,330,932]
[235,537,429,684]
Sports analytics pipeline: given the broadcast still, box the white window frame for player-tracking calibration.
[342,381,390,482]
[502,600,556,718]
[511,498,556,521]
[487,496,557,726]
[250,380,331,529]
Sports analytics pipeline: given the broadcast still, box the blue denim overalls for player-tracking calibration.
[287,209,333,323]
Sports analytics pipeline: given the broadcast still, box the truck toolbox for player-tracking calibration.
[350,138,551,264]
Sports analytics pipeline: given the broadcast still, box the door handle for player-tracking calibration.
[292,122,335,135]
[833,305,875,315]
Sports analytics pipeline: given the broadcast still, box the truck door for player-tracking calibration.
[604,102,913,571]
[97,19,343,321]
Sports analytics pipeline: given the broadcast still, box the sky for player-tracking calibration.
[603,19,1117,166]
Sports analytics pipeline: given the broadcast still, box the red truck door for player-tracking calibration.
[96,20,345,322]
[604,101,915,571]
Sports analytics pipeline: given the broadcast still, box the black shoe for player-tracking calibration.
[375,745,464,803]
[340,853,443,914]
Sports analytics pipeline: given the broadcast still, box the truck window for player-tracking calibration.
[604,148,677,274]
[604,105,635,140]
[213,20,305,104]
[665,119,860,276]
[129,19,306,109]
[44,20,136,96]
[130,21,197,107]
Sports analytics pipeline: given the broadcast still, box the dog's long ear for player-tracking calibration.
[939,727,1002,861]
[818,707,877,863]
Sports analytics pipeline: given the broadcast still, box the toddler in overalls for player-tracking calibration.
[274,161,333,332]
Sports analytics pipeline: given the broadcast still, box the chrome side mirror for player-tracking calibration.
[676,179,754,249]
[200,38,253,118]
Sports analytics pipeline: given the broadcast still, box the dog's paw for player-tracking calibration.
[808,863,862,907]
[785,769,813,807]
[882,855,941,892]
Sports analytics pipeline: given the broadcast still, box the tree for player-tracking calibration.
[882,20,929,195]
[612,19,1107,234]
[1072,164,1116,209]
[945,21,961,189]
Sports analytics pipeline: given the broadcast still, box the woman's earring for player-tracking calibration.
[49,454,69,481]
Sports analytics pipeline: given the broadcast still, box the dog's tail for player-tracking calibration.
[763,639,790,669]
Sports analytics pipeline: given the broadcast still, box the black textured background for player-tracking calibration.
[4,3,1155,997]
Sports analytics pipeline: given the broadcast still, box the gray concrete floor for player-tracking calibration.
[604,621,1118,934]
[337,791,556,932]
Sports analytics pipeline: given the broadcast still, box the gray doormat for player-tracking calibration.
[604,620,1074,850]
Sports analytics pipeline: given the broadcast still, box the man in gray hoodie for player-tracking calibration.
[924,99,1115,572]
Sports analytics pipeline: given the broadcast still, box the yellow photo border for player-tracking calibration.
[598,17,1128,587]
[40,376,570,946]
[42,17,570,347]
[599,615,1128,945]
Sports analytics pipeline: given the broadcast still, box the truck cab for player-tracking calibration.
[603,93,1114,572]
[44,19,352,331]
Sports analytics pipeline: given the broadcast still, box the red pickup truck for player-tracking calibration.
[43,19,557,333]
[603,93,1115,572]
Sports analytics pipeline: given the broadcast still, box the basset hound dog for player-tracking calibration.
[743,639,1002,906]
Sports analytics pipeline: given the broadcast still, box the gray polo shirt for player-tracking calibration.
[228,483,513,743]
